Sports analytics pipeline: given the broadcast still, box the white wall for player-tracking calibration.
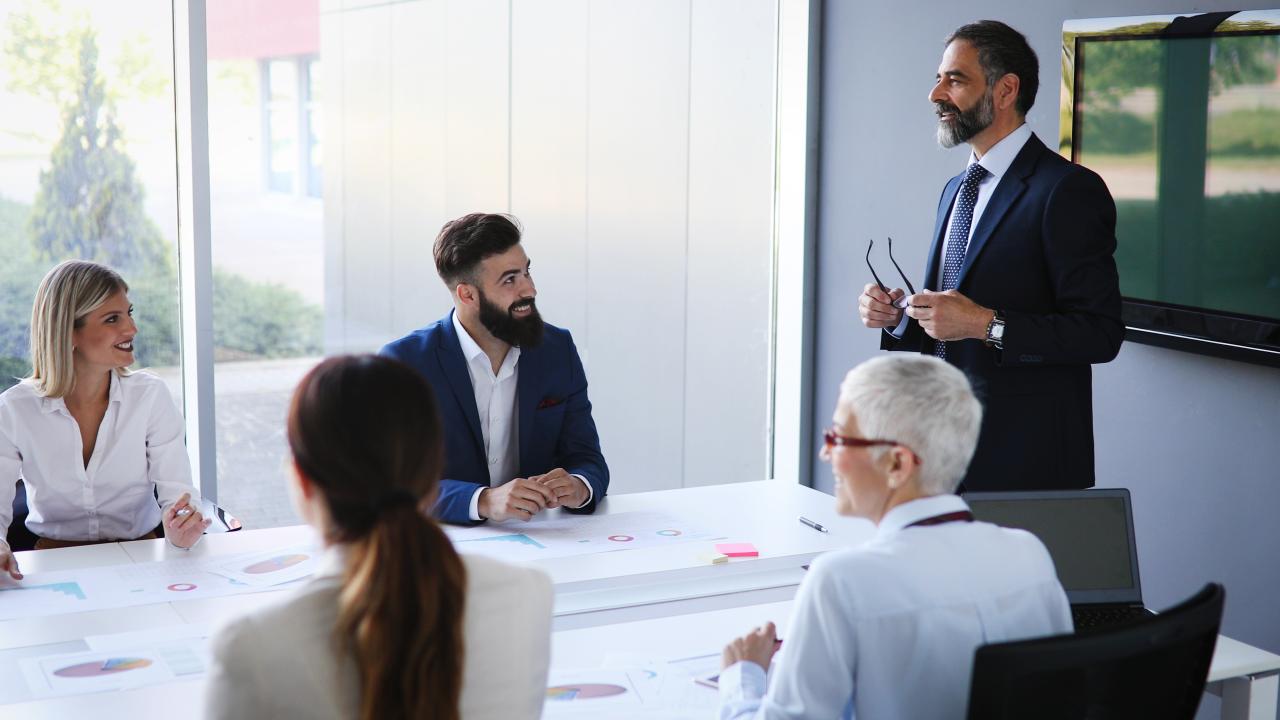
[320,0,777,493]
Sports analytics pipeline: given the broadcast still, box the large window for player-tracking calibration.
[0,0,182,406]
[0,1,816,529]
[200,0,785,528]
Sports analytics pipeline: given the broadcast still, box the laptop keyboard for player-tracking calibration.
[1072,605,1154,631]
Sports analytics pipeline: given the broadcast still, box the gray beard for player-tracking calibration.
[935,90,995,148]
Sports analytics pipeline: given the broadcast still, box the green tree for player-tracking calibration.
[5,4,180,368]
[27,31,169,276]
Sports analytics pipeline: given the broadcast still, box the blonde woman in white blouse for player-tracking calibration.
[0,260,208,579]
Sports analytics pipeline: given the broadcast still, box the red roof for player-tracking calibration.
[207,0,319,60]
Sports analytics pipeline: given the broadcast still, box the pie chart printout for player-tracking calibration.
[546,683,629,701]
[53,657,153,678]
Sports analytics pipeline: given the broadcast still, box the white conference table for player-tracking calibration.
[1,480,1277,719]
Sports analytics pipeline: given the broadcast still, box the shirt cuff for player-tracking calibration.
[469,486,486,521]
[719,660,767,717]
[569,474,593,509]
[884,310,911,339]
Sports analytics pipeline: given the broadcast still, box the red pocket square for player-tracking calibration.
[537,396,565,410]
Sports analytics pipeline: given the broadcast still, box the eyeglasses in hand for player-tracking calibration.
[864,237,916,310]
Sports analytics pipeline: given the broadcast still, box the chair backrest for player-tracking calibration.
[7,479,38,551]
[966,583,1225,720]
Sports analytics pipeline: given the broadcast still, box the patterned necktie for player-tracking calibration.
[933,162,989,359]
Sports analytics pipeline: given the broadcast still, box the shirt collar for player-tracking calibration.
[875,494,971,540]
[107,368,123,404]
[451,309,520,376]
[316,544,348,578]
[39,369,124,414]
[968,122,1032,182]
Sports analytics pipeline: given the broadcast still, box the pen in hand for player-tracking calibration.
[798,516,828,533]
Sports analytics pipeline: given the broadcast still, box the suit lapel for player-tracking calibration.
[438,314,486,459]
[926,175,963,290]
[955,135,1043,288]
[516,343,541,473]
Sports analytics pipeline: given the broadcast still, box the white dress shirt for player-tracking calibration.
[454,311,521,521]
[934,122,1034,288]
[719,494,1072,720]
[452,311,592,521]
[0,370,196,548]
[204,547,553,720]
[888,123,1035,340]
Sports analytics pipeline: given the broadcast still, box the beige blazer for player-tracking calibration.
[203,549,552,719]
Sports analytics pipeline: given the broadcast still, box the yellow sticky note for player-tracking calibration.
[698,552,729,565]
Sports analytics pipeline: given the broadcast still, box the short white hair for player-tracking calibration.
[837,355,982,496]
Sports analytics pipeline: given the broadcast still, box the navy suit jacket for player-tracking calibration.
[884,133,1124,491]
[381,312,609,524]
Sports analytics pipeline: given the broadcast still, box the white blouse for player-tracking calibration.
[0,370,196,548]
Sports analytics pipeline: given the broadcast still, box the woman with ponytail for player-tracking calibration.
[204,355,552,719]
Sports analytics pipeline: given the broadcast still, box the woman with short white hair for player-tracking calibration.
[719,354,1072,719]
[0,260,207,579]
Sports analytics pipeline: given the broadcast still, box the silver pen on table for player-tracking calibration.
[798,516,828,533]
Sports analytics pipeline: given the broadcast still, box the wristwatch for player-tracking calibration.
[984,310,1005,349]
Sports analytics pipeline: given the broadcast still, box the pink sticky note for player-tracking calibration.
[715,542,759,558]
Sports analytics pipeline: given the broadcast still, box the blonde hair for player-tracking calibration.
[28,260,131,398]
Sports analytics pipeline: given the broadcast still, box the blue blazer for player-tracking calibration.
[884,133,1123,491]
[380,312,609,524]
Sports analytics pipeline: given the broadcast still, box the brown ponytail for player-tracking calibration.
[287,355,466,720]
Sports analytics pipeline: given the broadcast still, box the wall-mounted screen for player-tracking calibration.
[1062,11,1280,367]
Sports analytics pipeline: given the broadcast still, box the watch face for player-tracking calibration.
[992,323,1005,339]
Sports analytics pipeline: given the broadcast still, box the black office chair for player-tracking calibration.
[7,479,243,551]
[6,480,40,551]
[966,583,1225,720]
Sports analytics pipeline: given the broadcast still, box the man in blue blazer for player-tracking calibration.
[381,213,608,524]
[859,21,1123,492]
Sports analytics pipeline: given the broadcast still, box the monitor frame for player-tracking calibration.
[963,488,1144,606]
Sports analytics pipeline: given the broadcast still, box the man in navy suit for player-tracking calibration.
[381,213,608,524]
[859,20,1123,492]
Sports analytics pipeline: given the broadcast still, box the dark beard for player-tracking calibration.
[477,290,544,348]
[935,88,994,148]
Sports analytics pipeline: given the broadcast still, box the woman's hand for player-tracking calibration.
[164,492,211,548]
[721,621,781,671]
[0,545,22,580]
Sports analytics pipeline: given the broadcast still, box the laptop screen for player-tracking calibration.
[964,490,1142,605]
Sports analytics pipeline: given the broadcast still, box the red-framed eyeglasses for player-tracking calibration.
[823,427,922,464]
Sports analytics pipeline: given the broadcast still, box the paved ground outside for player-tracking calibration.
[155,357,318,530]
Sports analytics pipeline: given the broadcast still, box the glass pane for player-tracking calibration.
[266,58,297,193]
[207,6,322,528]
[206,2,778,529]
[0,1,181,407]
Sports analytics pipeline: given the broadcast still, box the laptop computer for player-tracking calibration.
[963,488,1155,632]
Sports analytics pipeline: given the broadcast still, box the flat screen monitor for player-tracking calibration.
[965,489,1143,606]
[1062,11,1280,367]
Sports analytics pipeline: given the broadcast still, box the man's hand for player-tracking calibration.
[0,544,22,581]
[722,621,781,671]
[479,478,557,522]
[858,283,906,329]
[164,492,212,549]
[905,289,993,341]
[532,468,590,510]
